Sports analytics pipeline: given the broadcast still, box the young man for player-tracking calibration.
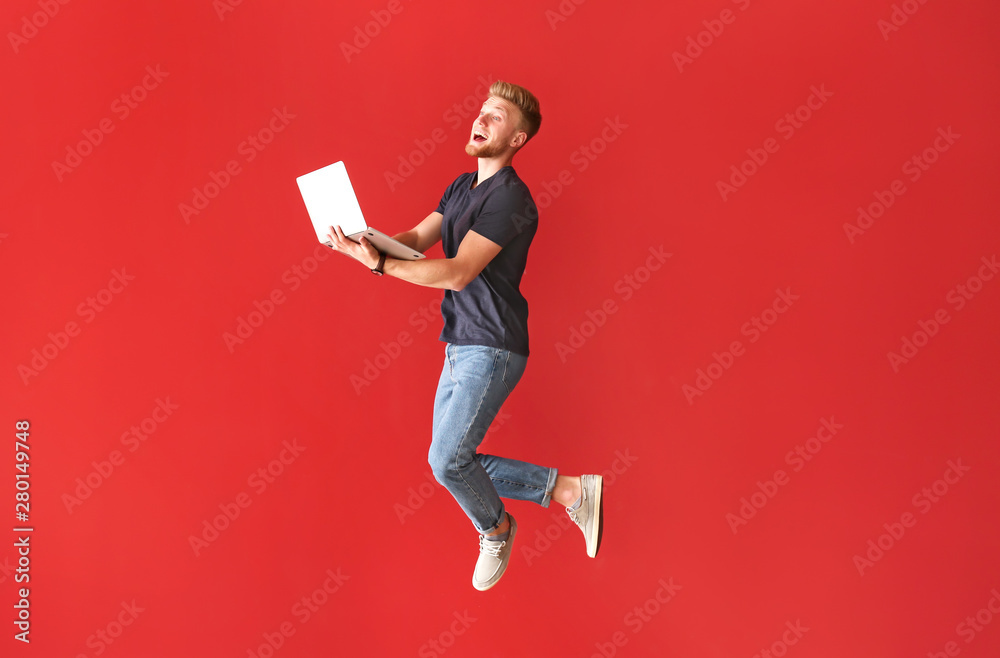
[326,80,603,591]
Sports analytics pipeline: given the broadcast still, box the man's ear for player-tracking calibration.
[511,130,527,148]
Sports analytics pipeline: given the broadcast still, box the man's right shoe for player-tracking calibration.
[567,474,603,558]
[472,512,517,591]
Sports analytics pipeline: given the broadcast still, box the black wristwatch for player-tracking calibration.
[371,252,386,276]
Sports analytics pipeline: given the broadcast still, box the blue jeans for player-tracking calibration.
[429,344,558,535]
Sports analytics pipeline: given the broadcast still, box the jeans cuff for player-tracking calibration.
[488,503,509,535]
[540,467,559,508]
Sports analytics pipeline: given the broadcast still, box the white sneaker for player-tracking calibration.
[567,474,603,557]
[472,513,517,591]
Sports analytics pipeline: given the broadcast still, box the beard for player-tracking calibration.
[465,135,507,158]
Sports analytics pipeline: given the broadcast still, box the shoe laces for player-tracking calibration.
[566,487,588,523]
[479,534,505,557]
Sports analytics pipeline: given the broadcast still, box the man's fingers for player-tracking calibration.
[325,224,366,262]
[328,225,350,250]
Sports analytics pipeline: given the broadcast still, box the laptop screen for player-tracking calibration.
[296,161,368,243]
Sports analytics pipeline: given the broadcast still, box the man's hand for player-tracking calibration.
[326,221,503,291]
[326,225,381,269]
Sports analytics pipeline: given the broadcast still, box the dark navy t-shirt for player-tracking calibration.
[434,166,537,356]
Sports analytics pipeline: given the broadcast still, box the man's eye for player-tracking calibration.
[492,116,500,121]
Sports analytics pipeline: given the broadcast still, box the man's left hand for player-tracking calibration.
[327,225,381,269]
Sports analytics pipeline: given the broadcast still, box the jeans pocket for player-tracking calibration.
[500,350,527,394]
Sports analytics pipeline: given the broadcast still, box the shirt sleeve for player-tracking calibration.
[435,177,458,215]
[470,182,536,249]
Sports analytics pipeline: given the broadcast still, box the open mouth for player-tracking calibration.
[472,129,488,143]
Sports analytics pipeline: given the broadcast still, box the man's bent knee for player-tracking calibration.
[428,447,456,485]
[428,446,475,486]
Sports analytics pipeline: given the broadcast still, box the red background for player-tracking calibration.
[4,0,1000,656]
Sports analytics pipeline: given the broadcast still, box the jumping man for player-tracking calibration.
[327,80,603,590]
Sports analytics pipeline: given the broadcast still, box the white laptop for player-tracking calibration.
[296,161,425,260]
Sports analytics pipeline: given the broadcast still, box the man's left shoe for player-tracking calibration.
[472,513,517,591]
[567,474,603,558]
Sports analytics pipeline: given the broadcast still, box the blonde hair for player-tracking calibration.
[489,80,542,143]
